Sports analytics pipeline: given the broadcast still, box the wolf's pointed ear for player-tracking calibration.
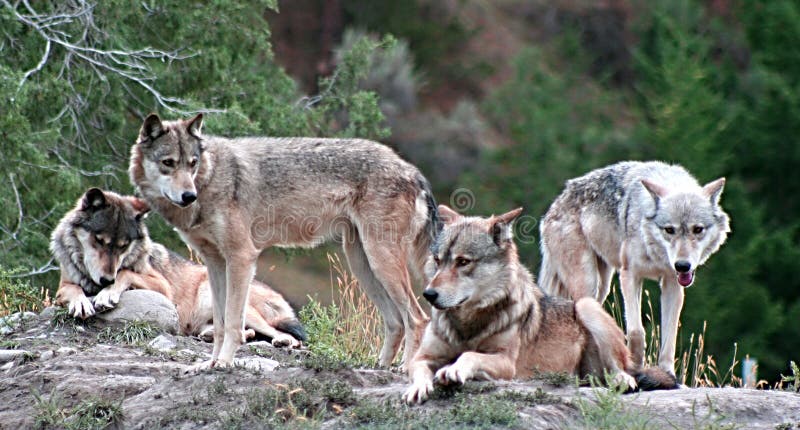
[702,177,725,205]
[187,113,203,137]
[140,113,164,142]
[82,188,107,211]
[129,197,151,221]
[490,207,523,246]
[641,179,669,203]
[438,205,462,225]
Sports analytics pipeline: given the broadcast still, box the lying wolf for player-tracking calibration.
[404,205,676,404]
[539,161,729,375]
[129,113,439,369]
[50,188,305,346]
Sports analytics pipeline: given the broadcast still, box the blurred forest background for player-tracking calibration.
[1,0,798,383]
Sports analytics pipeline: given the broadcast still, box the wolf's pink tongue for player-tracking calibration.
[678,272,694,287]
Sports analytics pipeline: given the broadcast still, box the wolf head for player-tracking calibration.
[131,113,205,207]
[641,177,730,287]
[422,205,524,310]
[70,188,150,286]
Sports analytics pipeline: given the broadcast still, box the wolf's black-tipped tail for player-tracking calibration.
[633,367,680,391]
[275,318,307,342]
[417,174,442,249]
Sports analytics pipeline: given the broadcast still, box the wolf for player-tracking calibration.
[538,161,730,375]
[129,113,439,369]
[403,205,677,404]
[50,188,306,347]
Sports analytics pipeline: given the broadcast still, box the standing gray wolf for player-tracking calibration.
[403,205,676,404]
[50,188,306,347]
[538,161,730,375]
[129,113,439,369]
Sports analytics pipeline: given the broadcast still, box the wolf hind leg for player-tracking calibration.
[575,298,636,390]
[540,221,603,301]
[342,227,405,367]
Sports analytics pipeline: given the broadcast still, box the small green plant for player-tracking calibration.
[779,361,800,392]
[33,390,123,430]
[0,269,50,317]
[572,383,653,430]
[96,320,159,345]
[299,253,382,369]
[0,339,20,349]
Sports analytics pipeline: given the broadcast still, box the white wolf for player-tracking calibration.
[539,161,730,375]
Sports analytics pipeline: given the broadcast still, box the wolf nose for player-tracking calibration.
[422,289,438,304]
[181,192,197,205]
[99,277,115,287]
[674,261,692,273]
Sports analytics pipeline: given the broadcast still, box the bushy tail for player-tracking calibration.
[275,318,307,342]
[632,367,679,391]
[537,246,565,297]
[417,174,442,249]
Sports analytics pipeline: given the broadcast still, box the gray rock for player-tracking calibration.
[39,350,54,361]
[234,356,280,373]
[95,290,179,334]
[0,311,37,335]
[0,349,29,363]
[148,334,177,352]
[38,306,58,320]
[56,346,77,356]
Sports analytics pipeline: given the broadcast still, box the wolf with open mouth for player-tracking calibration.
[538,161,730,376]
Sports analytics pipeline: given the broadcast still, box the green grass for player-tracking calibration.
[96,320,159,345]
[0,268,50,317]
[33,390,123,430]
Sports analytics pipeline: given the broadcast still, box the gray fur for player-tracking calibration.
[130,114,438,368]
[539,161,730,375]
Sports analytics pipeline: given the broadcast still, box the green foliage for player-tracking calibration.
[0,269,49,316]
[33,390,123,430]
[95,320,159,346]
[780,361,800,392]
[298,297,376,370]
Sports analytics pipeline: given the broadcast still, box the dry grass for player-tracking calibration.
[0,274,51,317]
[606,284,744,388]
[325,252,384,362]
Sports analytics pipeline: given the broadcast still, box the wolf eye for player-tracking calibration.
[664,226,675,235]
[94,235,103,243]
[693,226,704,235]
[162,159,176,168]
[117,241,129,249]
[433,256,441,267]
[455,257,471,267]
[189,158,198,168]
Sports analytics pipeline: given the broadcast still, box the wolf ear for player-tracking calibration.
[641,179,669,204]
[140,113,164,142]
[187,113,203,137]
[490,207,523,246]
[129,197,151,221]
[438,205,462,225]
[82,188,107,211]
[702,177,725,205]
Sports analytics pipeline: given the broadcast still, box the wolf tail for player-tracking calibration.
[631,367,679,391]
[417,174,442,249]
[275,318,308,342]
[538,246,567,297]
[408,174,441,284]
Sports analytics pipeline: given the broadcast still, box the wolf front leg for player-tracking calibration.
[659,278,685,376]
[217,250,258,366]
[434,350,517,385]
[619,266,646,370]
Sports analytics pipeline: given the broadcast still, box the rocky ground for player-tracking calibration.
[1,292,799,429]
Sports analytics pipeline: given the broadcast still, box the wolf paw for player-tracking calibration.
[271,333,300,348]
[403,379,434,405]
[435,364,473,385]
[92,289,121,311]
[612,371,637,391]
[68,296,96,319]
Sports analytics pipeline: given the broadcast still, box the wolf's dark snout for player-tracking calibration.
[674,260,692,273]
[181,192,197,205]
[422,289,438,304]
[99,277,115,287]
